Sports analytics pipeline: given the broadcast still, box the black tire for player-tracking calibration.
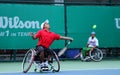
[89,48,103,62]
[50,51,60,72]
[22,49,35,73]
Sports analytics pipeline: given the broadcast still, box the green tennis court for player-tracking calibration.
[0,59,120,73]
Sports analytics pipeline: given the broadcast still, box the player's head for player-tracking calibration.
[91,31,95,37]
[41,19,50,29]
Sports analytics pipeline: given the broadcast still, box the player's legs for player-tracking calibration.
[35,46,44,61]
[35,46,48,70]
[44,49,52,64]
[82,47,91,57]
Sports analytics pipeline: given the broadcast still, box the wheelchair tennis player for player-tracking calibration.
[30,19,73,71]
[75,32,103,61]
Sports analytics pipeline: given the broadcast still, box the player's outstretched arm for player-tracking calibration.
[60,36,73,41]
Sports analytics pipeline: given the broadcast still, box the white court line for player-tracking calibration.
[0,72,20,74]
[0,68,120,74]
[62,68,120,72]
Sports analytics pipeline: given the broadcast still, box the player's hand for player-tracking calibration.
[29,32,34,36]
[69,37,73,42]
[91,48,94,51]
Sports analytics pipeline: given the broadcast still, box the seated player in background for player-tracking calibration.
[74,32,99,59]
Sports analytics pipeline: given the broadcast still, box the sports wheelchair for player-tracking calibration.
[22,48,60,73]
[80,48,103,62]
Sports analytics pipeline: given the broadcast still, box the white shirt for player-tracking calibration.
[87,37,99,47]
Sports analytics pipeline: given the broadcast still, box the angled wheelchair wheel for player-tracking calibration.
[80,52,91,61]
[89,48,103,62]
[80,53,85,61]
[22,49,35,73]
[50,51,60,72]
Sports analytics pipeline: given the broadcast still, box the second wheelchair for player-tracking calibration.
[75,48,103,62]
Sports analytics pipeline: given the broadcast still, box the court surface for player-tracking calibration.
[0,59,120,75]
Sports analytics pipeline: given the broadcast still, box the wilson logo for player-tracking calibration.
[0,16,40,29]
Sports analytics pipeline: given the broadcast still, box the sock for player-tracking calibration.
[45,61,48,66]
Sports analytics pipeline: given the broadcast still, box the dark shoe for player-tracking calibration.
[41,66,49,71]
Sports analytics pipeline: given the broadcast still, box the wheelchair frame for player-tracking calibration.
[22,48,60,73]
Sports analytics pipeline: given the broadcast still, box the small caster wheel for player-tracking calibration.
[52,70,56,73]
[40,69,43,73]
[34,69,37,72]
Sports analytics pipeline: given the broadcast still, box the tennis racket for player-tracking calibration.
[58,41,72,57]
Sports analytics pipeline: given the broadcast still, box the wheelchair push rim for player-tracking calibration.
[89,48,103,62]
[22,49,35,73]
[49,51,60,72]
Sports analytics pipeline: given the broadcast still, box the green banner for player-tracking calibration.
[67,6,120,48]
[0,4,64,49]
[0,4,120,49]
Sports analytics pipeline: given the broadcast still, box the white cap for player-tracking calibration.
[41,19,49,29]
[91,32,95,34]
